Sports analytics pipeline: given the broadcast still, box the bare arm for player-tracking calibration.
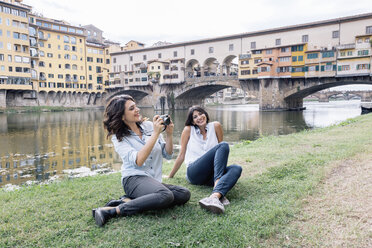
[168,126,191,178]
[214,122,224,143]
[136,116,164,166]
[164,119,174,155]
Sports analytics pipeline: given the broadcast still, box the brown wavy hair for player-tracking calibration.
[103,95,141,141]
[184,106,210,127]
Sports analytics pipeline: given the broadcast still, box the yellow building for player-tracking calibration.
[0,1,122,108]
[238,50,261,79]
[0,0,32,90]
[85,42,109,91]
[123,40,145,51]
[238,54,252,79]
[28,15,87,92]
[291,43,307,77]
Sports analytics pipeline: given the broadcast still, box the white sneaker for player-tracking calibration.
[220,196,230,206]
[199,196,225,214]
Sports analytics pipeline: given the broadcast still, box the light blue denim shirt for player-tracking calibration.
[111,121,172,183]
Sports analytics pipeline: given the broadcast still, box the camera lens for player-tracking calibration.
[160,114,170,126]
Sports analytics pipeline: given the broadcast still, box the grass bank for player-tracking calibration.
[1,114,372,247]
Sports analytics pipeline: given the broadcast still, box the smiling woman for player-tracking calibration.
[93,95,190,227]
[169,106,242,214]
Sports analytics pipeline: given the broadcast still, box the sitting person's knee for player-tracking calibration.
[231,164,242,177]
[219,141,229,152]
[158,189,175,205]
[181,188,191,203]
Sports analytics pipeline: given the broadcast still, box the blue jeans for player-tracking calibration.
[186,142,242,197]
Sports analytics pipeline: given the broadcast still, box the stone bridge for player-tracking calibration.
[104,75,249,110]
[105,75,372,111]
[250,75,372,110]
[310,90,372,102]
[3,75,371,111]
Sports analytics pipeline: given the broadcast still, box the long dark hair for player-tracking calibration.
[184,106,210,127]
[103,95,141,141]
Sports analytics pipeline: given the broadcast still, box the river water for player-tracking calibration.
[0,100,363,188]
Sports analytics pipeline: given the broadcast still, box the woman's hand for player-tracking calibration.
[152,115,164,135]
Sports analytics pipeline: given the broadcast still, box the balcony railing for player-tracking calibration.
[38,36,48,41]
[336,43,355,50]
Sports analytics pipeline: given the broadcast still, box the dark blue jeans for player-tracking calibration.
[186,142,242,197]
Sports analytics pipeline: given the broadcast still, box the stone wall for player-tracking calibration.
[0,90,6,108]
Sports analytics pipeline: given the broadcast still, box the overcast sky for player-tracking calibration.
[24,0,372,46]
[23,0,372,90]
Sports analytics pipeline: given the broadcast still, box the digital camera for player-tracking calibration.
[159,114,171,126]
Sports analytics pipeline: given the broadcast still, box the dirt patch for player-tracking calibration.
[284,154,372,247]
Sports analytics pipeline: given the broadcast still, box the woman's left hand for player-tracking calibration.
[165,119,174,135]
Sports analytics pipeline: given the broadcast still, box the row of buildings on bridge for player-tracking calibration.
[109,12,372,102]
[238,36,371,80]
[0,0,372,108]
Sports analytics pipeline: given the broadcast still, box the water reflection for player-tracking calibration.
[0,100,362,187]
[0,111,117,188]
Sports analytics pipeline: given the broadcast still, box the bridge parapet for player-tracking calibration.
[185,75,238,83]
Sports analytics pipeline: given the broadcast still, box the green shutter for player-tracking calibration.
[333,65,336,71]
[321,65,325,71]
[338,66,342,71]
[316,65,319,71]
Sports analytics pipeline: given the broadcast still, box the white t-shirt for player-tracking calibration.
[184,122,218,167]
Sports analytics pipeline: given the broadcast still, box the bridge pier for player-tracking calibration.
[259,78,304,111]
[361,92,372,102]
[0,90,6,108]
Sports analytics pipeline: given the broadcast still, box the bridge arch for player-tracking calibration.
[222,55,238,76]
[284,80,372,100]
[172,78,241,109]
[186,59,201,78]
[281,78,372,109]
[203,57,219,77]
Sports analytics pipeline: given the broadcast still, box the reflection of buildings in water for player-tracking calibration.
[259,111,309,136]
[207,106,261,141]
[0,111,117,187]
[0,114,7,133]
[205,106,308,141]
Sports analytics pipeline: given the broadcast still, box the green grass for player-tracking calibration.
[1,114,372,247]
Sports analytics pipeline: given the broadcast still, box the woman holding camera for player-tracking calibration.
[169,106,242,214]
[94,95,190,227]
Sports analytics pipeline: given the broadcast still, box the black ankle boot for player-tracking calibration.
[94,208,117,227]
